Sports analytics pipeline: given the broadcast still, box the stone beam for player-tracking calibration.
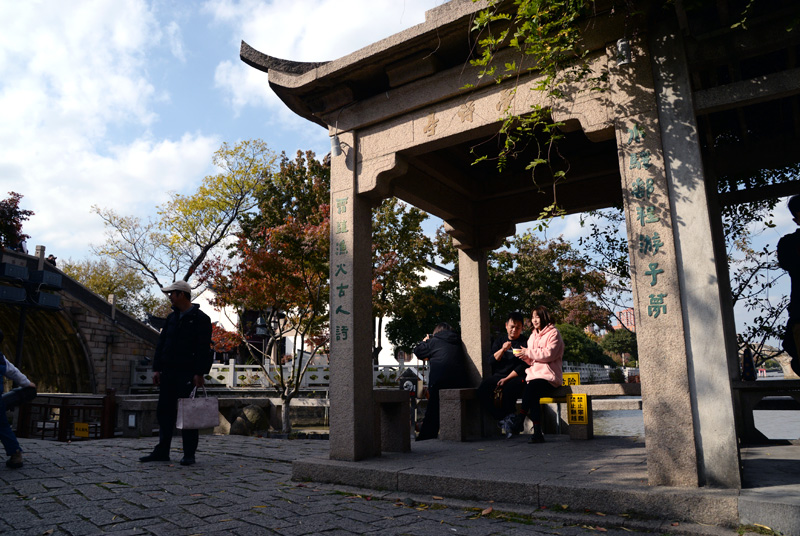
[693,67,800,115]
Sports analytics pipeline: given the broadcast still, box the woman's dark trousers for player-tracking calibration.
[520,378,556,423]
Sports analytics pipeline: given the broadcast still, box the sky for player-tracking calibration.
[1,0,795,347]
[1,0,450,262]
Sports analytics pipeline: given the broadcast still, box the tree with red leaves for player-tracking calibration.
[200,150,329,433]
[0,192,34,250]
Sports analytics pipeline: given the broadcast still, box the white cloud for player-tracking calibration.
[205,0,445,113]
[166,21,187,62]
[0,1,218,261]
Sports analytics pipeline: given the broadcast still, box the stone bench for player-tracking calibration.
[440,383,642,441]
[373,389,412,454]
[731,380,800,443]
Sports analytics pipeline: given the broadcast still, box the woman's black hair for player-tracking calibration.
[432,322,452,335]
[531,305,554,327]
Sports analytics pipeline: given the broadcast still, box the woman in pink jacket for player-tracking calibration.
[510,306,564,443]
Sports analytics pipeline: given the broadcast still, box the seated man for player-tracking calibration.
[477,312,528,436]
[413,323,469,440]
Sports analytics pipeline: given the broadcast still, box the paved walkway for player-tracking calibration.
[0,435,760,536]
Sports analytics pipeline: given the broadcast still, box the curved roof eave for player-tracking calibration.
[238,0,489,127]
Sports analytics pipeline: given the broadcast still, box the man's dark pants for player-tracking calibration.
[154,373,198,457]
[477,374,525,421]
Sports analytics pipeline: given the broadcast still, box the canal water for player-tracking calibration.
[594,374,800,440]
[594,409,800,439]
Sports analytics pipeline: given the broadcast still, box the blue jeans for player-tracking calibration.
[0,395,22,456]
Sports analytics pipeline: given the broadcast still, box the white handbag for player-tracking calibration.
[176,385,219,430]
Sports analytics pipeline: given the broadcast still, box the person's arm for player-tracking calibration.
[414,337,434,360]
[193,312,213,387]
[496,369,519,386]
[777,234,799,274]
[3,356,33,387]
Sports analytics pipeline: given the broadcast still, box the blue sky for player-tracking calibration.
[1,0,448,261]
[1,0,795,346]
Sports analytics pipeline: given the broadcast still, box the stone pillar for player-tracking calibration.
[610,37,699,486]
[649,21,741,488]
[457,248,490,386]
[328,131,376,460]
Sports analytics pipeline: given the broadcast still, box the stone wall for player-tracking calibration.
[62,294,157,393]
[1,248,158,394]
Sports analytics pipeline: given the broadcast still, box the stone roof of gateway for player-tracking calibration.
[238,0,504,129]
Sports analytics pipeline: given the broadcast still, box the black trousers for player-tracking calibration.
[418,375,465,440]
[477,374,525,420]
[520,378,556,424]
[154,373,199,457]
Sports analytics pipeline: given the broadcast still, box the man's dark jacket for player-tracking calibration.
[778,229,800,321]
[153,304,213,377]
[414,330,469,388]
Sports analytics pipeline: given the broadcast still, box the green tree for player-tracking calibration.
[371,199,433,363]
[61,258,159,321]
[491,233,610,331]
[385,284,460,354]
[429,227,611,335]
[0,192,34,249]
[601,328,638,363]
[94,139,277,289]
[557,323,615,367]
[200,151,329,433]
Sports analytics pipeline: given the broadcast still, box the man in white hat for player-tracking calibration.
[140,280,212,466]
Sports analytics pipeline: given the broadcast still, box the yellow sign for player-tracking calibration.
[562,372,581,386]
[567,394,588,425]
[74,422,89,438]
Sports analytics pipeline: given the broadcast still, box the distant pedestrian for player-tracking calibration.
[139,281,212,466]
[413,322,469,440]
[778,194,800,376]
[0,328,37,469]
[16,237,27,254]
[45,254,57,266]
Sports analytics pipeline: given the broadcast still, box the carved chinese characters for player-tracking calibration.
[333,196,351,341]
[623,122,672,320]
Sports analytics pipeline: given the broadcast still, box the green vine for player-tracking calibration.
[469,0,599,222]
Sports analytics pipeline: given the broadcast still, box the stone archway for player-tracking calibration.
[239,0,800,490]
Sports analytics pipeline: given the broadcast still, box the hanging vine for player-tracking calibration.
[467,0,604,222]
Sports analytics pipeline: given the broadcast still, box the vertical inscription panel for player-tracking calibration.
[616,115,699,487]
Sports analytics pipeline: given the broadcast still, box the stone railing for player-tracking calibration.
[130,360,637,392]
[130,360,430,391]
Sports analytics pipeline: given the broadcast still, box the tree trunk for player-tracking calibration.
[281,392,293,434]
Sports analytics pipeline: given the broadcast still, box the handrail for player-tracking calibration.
[130,360,639,391]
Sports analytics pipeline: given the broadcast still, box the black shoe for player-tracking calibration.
[528,432,545,443]
[179,456,196,466]
[6,451,23,469]
[510,413,526,435]
[139,453,170,463]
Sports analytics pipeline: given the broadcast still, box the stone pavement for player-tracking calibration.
[0,435,747,536]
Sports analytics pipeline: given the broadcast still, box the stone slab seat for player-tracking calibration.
[731,380,800,444]
[439,383,643,442]
[373,389,411,454]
